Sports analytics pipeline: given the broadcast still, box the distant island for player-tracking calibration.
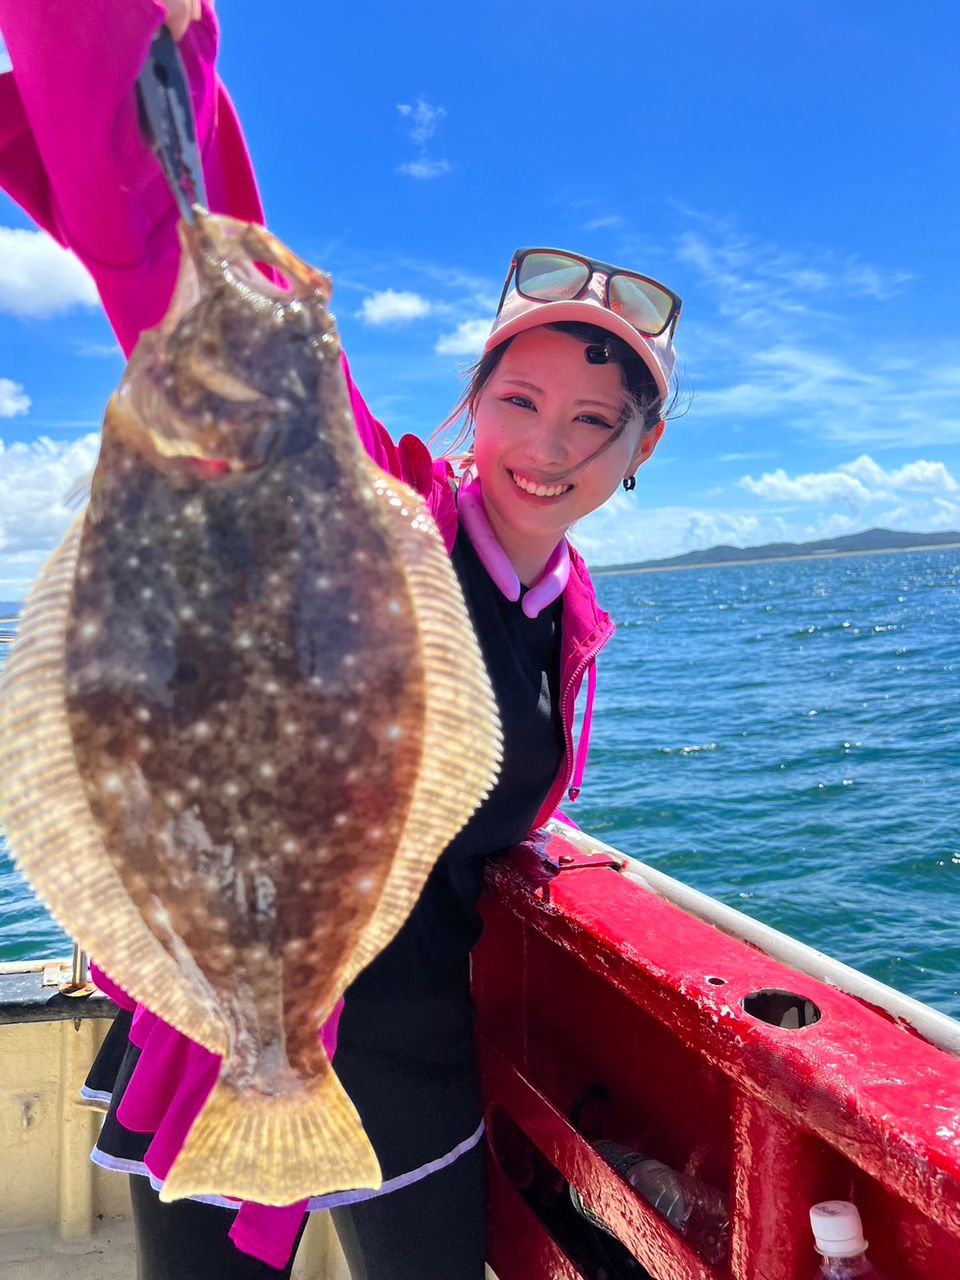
[593,527,960,575]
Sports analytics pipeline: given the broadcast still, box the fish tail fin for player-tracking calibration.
[159,1060,381,1206]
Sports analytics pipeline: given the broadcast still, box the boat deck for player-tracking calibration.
[0,1219,136,1280]
[0,1214,360,1280]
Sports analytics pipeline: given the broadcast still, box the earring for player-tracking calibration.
[622,475,636,492]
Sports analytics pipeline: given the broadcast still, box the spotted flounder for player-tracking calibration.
[0,213,501,1205]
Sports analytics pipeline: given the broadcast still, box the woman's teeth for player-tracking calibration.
[511,472,572,498]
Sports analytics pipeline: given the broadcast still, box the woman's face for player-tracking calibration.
[472,327,663,568]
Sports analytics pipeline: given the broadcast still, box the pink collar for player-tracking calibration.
[457,477,570,619]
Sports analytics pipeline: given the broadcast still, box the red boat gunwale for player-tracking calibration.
[473,828,960,1279]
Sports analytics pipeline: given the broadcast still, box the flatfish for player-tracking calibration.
[0,213,501,1205]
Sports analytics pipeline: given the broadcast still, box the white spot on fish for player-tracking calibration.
[259,762,277,781]
[309,675,324,689]
[282,838,299,856]
[102,773,123,795]
[246,943,269,966]
[369,825,384,841]
[141,587,154,601]
[224,781,241,798]
[315,575,331,591]
[353,550,368,564]
[237,631,254,650]
[79,619,99,641]
[179,604,196,622]
[137,736,153,754]
[343,709,360,726]
[387,599,402,615]
[165,791,183,811]
[334,813,348,827]
[386,724,403,742]
[284,938,306,960]
[357,876,376,894]
[194,722,212,741]
[187,776,202,793]
[253,874,276,915]
[263,680,281,696]
[127,555,141,569]
[135,707,151,723]
[342,654,357,669]
[283,720,299,736]
[198,580,212,598]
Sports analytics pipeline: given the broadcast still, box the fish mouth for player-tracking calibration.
[151,449,269,484]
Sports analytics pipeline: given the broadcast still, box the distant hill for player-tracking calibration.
[594,528,960,574]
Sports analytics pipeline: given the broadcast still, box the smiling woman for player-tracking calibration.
[0,4,686,1279]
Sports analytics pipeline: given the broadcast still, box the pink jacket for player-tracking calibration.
[0,1,614,1266]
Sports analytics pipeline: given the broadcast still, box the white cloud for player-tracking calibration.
[739,455,960,529]
[397,100,446,146]
[573,492,766,565]
[357,289,432,326]
[398,158,452,180]
[741,467,873,507]
[0,433,102,596]
[73,340,123,359]
[0,379,30,418]
[584,215,625,232]
[0,227,98,318]
[396,99,451,180]
[434,319,490,357]
[672,212,959,446]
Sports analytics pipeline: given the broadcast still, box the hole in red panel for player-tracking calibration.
[705,976,727,987]
[742,988,822,1029]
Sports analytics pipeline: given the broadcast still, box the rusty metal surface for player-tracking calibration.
[475,833,960,1279]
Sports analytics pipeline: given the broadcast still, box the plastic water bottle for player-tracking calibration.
[570,1140,730,1267]
[810,1201,890,1278]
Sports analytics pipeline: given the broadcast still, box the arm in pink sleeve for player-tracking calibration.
[0,0,264,354]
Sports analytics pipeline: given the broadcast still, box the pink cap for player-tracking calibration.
[485,267,677,400]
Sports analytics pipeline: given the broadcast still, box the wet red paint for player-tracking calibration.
[473,833,960,1279]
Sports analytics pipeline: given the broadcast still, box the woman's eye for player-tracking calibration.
[504,395,535,410]
[578,414,615,429]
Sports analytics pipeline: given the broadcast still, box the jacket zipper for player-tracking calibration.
[538,622,615,823]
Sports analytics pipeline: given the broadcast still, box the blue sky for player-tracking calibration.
[0,0,958,595]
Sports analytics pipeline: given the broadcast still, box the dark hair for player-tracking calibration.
[434,321,669,459]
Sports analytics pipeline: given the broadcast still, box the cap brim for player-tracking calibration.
[484,299,670,399]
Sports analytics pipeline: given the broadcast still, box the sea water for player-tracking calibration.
[0,549,957,1018]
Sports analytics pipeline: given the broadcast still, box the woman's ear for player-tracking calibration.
[628,420,666,477]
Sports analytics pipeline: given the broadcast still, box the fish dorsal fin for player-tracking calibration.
[0,517,226,1053]
[341,470,502,987]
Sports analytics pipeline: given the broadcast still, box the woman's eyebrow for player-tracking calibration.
[500,377,621,413]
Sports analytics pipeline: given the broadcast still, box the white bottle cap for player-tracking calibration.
[810,1201,868,1258]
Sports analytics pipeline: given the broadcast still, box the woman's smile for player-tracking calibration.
[507,468,574,501]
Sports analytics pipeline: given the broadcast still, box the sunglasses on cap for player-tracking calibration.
[495,248,683,341]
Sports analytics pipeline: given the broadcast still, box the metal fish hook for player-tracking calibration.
[137,26,208,222]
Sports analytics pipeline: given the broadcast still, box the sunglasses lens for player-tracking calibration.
[608,274,674,335]
[516,252,591,301]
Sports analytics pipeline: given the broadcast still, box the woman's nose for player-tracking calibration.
[525,416,569,468]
